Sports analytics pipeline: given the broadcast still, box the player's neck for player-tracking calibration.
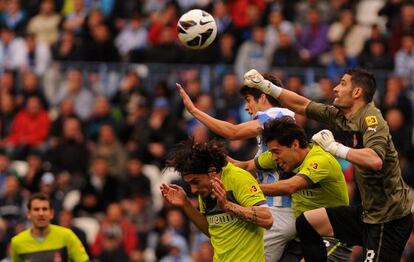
[342,100,366,119]
[31,225,51,239]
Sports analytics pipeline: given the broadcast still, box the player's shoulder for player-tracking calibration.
[49,224,76,238]
[305,145,336,167]
[268,107,295,118]
[223,163,254,183]
[356,102,386,128]
[11,229,31,246]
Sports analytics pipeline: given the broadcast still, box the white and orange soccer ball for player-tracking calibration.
[177,9,217,50]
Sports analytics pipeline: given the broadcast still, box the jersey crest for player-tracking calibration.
[365,115,378,126]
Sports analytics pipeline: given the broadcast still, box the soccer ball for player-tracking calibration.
[177,9,217,50]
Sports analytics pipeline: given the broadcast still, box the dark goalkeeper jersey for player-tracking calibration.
[306,101,413,224]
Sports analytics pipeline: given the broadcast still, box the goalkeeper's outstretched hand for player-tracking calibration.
[312,130,350,159]
[243,69,282,98]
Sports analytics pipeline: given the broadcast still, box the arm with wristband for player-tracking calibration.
[312,129,382,170]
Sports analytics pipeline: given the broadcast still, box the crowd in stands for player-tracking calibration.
[1,0,414,261]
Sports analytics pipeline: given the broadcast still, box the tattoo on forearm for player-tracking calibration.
[224,203,258,224]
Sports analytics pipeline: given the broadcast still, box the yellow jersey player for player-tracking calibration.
[160,138,272,262]
[11,193,89,262]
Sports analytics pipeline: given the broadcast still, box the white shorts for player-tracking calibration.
[264,206,296,262]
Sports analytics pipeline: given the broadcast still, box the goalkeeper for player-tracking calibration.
[243,68,413,261]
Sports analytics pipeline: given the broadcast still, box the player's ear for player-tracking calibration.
[353,86,362,99]
[292,139,300,149]
[260,93,267,104]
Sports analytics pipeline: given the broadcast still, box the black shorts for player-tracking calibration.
[279,238,351,262]
[326,205,413,262]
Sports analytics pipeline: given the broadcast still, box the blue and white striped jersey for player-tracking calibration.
[254,107,294,207]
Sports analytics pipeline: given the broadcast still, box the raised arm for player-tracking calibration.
[211,176,273,229]
[177,83,261,139]
[243,69,311,115]
[312,130,383,170]
[260,175,309,196]
[160,184,210,236]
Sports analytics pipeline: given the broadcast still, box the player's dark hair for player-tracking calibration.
[345,68,376,103]
[240,73,282,107]
[262,116,308,148]
[166,138,227,175]
[27,193,53,210]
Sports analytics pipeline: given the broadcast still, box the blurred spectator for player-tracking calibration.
[115,14,148,61]
[228,0,266,29]
[26,0,61,44]
[54,68,95,120]
[159,233,193,262]
[380,75,413,125]
[296,8,330,66]
[271,31,301,67]
[326,42,358,82]
[15,71,48,109]
[265,8,295,55]
[90,124,127,177]
[0,71,15,95]
[394,34,414,83]
[124,192,155,250]
[20,150,46,193]
[122,155,151,199]
[58,209,89,255]
[111,70,148,117]
[214,72,243,121]
[51,30,84,61]
[138,26,181,63]
[72,186,102,218]
[378,0,405,30]
[295,0,330,25]
[388,3,414,56]
[140,97,186,167]
[385,108,414,188]
[0,27,25,71]
[165,208,190,242]
[286,75,305,95]
[85,96,117,141]
[193,240,213,262]
[235,26,272,80]
[213,32,237,65]
[48,117,89,184]
[83,157,120,211]
[385,107,412,157]
[49,98,78,146]
[82,8,107,41]
[91,203,138,259]
[0,93,17,139]
[20,33,52,75]
[3,96,50,159]
[212,1,233,35]
[0,0,27,35]
[63,0,88,36]
[0,151,13,194]
[39,172,64,219]
[147,3,178,45]
[359,39,394,70]
[83,24,120,62]
[0,176,24,230]
[327,8,369,58]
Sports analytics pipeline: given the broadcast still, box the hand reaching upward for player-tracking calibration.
[176,83,197,114]
[160,184,189,208]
